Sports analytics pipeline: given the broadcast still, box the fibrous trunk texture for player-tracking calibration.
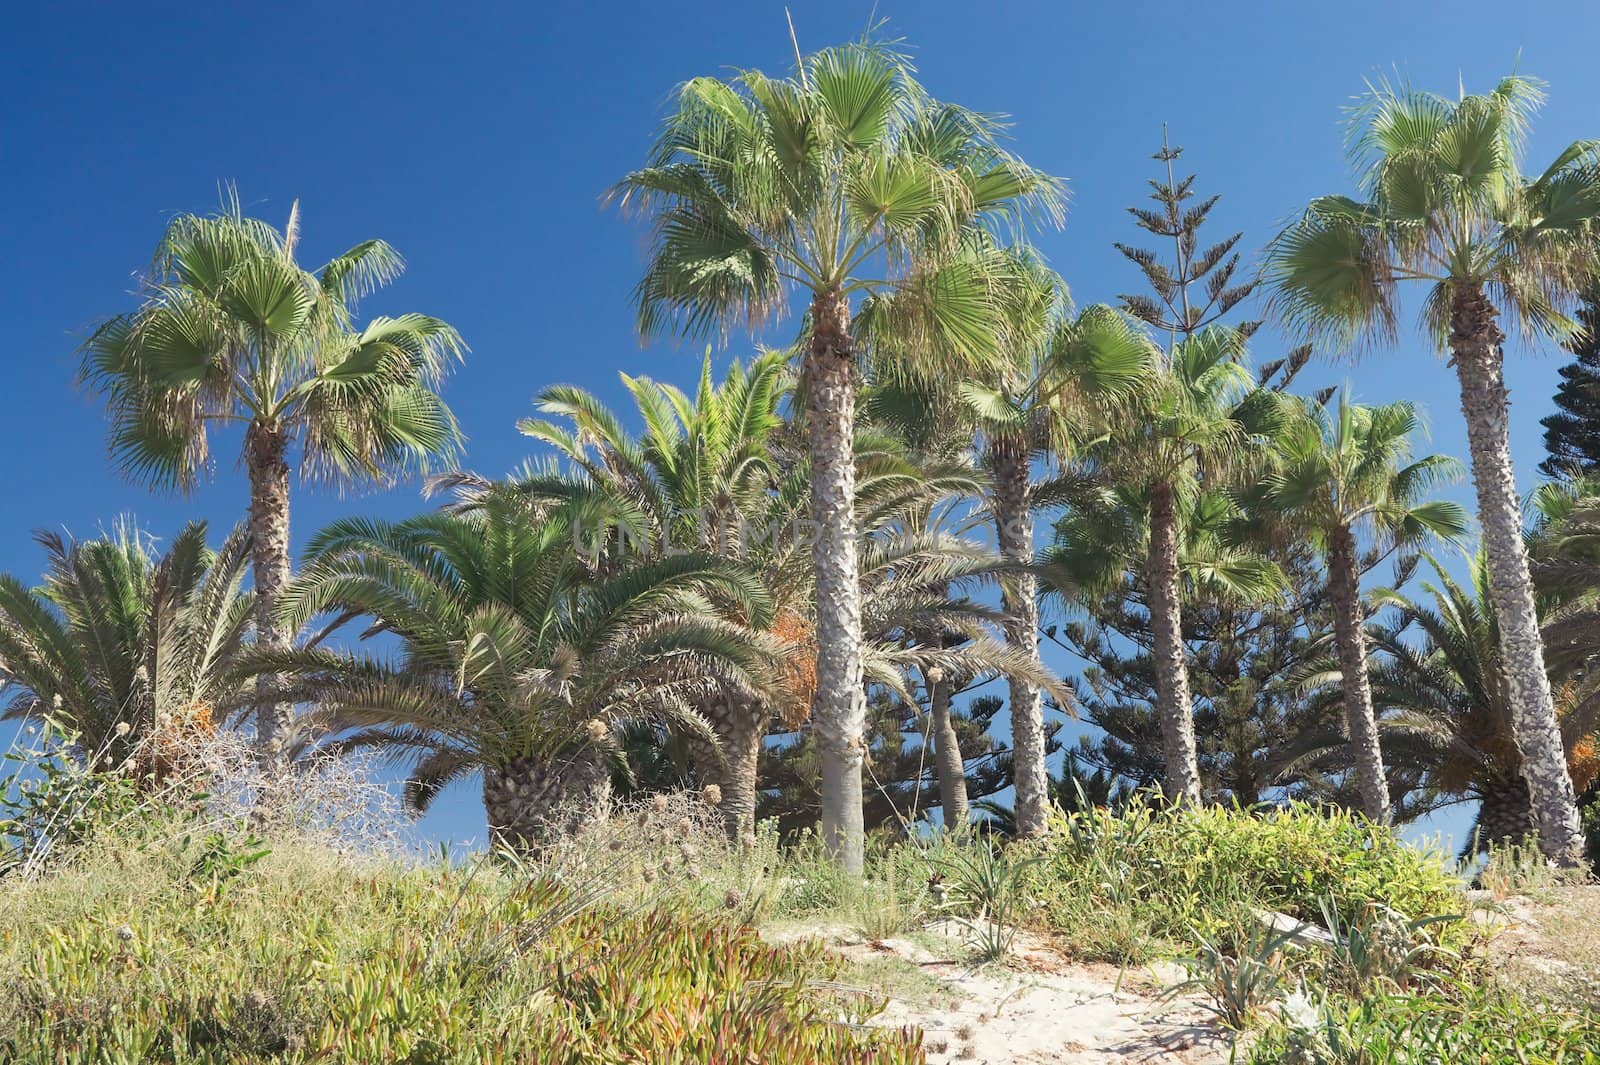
[1146,478,1202,803]
[246,421,292,763]
[482,752,611,857]
[1449,284,1584,866]
[693,697,766,843]
[1474,777,1534,852]
[804,288,866,874]
[924,664,969,830]
[989,433,1048,837]
[1326,523,1391,823]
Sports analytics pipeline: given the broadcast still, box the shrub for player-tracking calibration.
[1023,797,1465,963]
[1250,980,1600,1064]
[0,817,922,1064]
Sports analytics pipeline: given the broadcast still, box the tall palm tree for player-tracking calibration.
[263,492,780,855]
[611,39,1063,871]
[81,198,465,759]
[1288,553,1600,851]
[1059,326,1267,802]
[959,292,1153,835]
[1263,75,1600,863]
[1262,393,1468,821]
[0,521,253,773]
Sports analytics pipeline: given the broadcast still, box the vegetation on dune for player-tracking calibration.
[0,781,920,1064]
[7,28,1600,1064]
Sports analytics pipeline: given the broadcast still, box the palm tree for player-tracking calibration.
[1056,326,1268,802]
[1263,74,1600,863]
[1262,393,1468,821]
[497,352,797,840]
[484,359,1044,841]
[262,492,780,855]
[81,198,465,759]
[1046,469,1284,801]
[959,291,1153,835]
[1294,553,1600,851]
[0,521,253,774]
[611,39,1063,871]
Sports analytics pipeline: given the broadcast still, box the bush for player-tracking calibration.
[0,818,921,1063]
[1250,981,1600,1064]
[1023,797,1465,963]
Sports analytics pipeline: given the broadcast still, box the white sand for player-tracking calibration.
[776,922,1235,1064]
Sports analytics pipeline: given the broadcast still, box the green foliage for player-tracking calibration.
[933,839,1040,962]
[1264,74,1600,352]
[0,820,920,1064]
[1022,797,1464,963]
[1250,981,1600,1065]
[1169,924,1297,1030]
[0,722,143,878]
[81,197,464,493]
[1541,293,1600,480]
[0,520,253,757]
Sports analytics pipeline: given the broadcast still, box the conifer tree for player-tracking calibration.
[1540,293,1600,480]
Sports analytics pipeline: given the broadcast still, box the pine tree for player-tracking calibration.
[1540,293,1600,480]
[1055,542,1345,804]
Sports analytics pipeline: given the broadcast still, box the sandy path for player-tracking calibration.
[775,923,1235,1063]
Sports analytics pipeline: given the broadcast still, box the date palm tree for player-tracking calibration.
[1264,75,1600,862]
[261,491,780,855]
[498,352,796,840]
[1262,392,1468,821]
[611,38,1063,871]
[0,520,253,773]
[81,198,465,759]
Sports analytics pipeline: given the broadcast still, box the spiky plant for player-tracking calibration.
[0,521,253,774]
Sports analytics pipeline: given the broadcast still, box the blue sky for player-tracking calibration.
[5,0,1598,852]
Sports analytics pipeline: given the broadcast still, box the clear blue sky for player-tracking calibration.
[5,1,1598,852]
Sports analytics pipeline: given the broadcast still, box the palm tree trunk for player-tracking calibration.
[1450,285,1585,866]
[1146,478,1202,803]
[804,288,866,874]
[989,434,1049,837]
[1473,777,1534,853]
[483,753,611,857]
[697,697,765,843]
[1326,523,1390,823]
[915,591,969,831]
[245,421,292,763]
[924,666,969,830]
